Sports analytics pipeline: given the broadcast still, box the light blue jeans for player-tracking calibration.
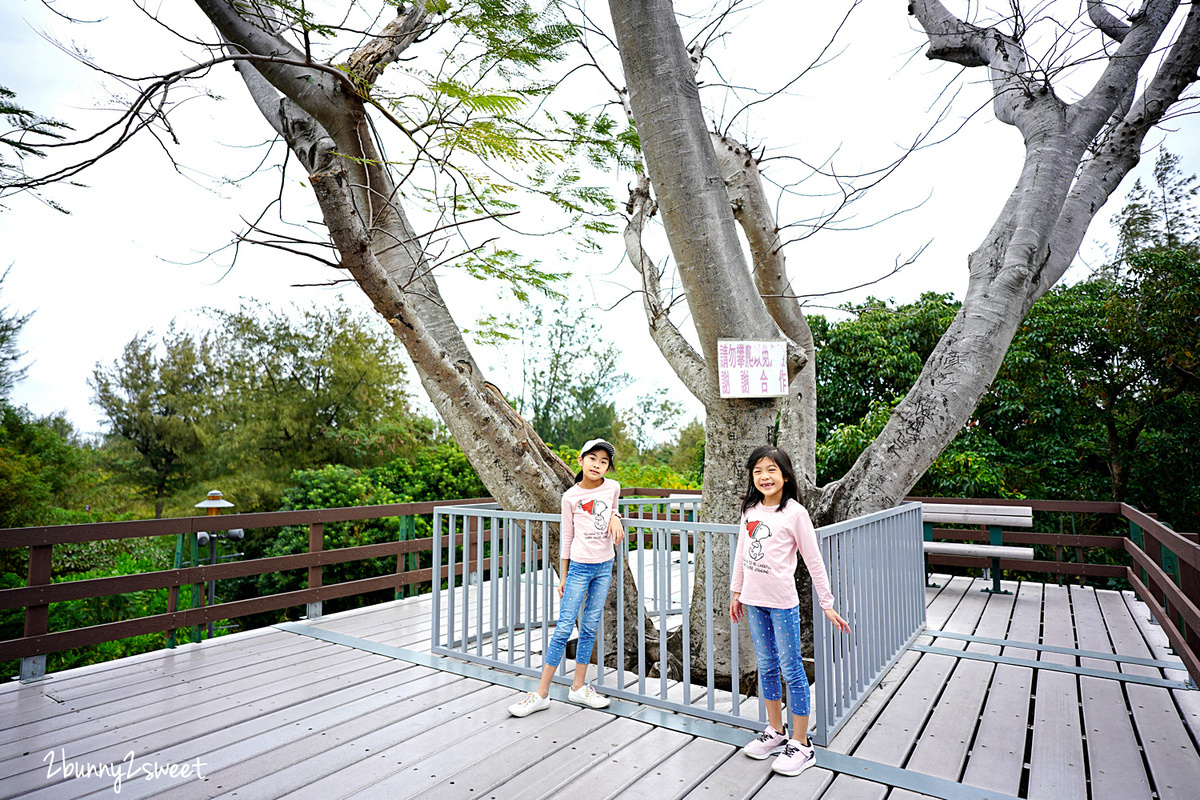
[545,559,614,668]
[745,603,811,716]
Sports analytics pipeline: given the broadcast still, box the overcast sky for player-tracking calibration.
[3,0,1198,438]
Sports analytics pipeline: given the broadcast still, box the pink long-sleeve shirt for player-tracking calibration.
[560,478,621,563]
[731,501,835,610]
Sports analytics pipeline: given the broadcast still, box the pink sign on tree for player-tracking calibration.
[716,340,788,398]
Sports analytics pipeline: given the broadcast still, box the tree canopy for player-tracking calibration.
[8,0,1200,684]
[90,301,432,516]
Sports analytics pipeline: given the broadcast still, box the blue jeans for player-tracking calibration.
[745,604,811,716]
[545,559,614,668]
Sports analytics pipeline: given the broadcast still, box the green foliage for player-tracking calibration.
[1,549,174,681]
[90,324,217,517]
[979,248,1200,517]
[511,303,629,450]
[0,86,74,212]
[666,418,704,479]
[1110,150,1199,270]
[90,300,433,515]
[371,444,489,502]
[811,293,958,437]
[816,399,1015,498]
[255,465,403,617]
[612,460,699,491]
[341,1,633,276]
[619,388,685,458]
[0,267,30,398]
[208,301,428,474]
[0,405,90,529]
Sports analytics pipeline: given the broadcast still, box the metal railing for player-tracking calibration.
[430,499,927,746]
[812,502,926,744]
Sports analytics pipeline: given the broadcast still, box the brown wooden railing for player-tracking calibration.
[0,489,688,678]
[916,497,1200,683]
[2,490,1196,687]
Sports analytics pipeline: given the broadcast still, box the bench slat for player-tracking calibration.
[923,505,1034,528]
[924,541,1035,560]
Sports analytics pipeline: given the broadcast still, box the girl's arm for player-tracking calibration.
[560,494,576,565]
[793,507,833,608]
[794,507,847,633]
[607,481,624,544]
[730,514,747,598]
[558,559,569,598]
[729,592,744,623]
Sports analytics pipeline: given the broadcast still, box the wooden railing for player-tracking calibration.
[0,489,688,680]
[2,490,1196,687]
[916,497,1200,683]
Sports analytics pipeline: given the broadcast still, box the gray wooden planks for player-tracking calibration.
[480,716,653,800]
[1071,584,1152,800]
[552,725,693,800]
[1026,583,1087,800]
[6,574,1200,800]
[890,578,1016,800]
[959,580,1041,796]
[1098,589,1200,800]
[618,736,736,799]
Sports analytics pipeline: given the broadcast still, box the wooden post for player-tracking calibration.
[166,533,184,648]
[20,545,52,682]
[307,522,324,619]
[395,515,417,600]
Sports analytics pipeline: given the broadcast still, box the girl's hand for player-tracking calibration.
[824,608,850,634]
[729,593,744,623]
[608,514,625,545]
[557,580,566,600]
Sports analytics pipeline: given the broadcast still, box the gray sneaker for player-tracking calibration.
[771,738,815,776]
[508,691,550,717]
[567,684,610,708]
[742,724,787,760]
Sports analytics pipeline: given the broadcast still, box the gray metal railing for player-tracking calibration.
[430,499,925,746]
[811,501,926,745]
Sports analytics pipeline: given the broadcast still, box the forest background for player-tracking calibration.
[2,143,1197,677]
[1,0,1198,677]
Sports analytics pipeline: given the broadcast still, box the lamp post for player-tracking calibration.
[192,491,235,642]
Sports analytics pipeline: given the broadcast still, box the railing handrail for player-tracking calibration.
[434,503,739,533]
[0,488,703,548]
[816,501,921,539]
[0,498,498,547]
[5,490,1197,691]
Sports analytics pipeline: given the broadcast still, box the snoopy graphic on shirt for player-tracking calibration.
[747,520,772,561]
[579,499,609,532]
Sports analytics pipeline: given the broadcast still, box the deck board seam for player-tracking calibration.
[911,644,1193,690]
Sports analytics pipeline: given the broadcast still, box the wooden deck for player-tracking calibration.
[2,574,1198,799]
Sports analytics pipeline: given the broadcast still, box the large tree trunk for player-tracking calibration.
[609,0,816,682]
[608,0,1200,688]
[195,0,655,670]
[816,0,1200,524]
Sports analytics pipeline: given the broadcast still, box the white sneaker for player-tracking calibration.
[508,691,550,717]
[742,724,787,759]
[771,738,816,776]
[567,684,610,708]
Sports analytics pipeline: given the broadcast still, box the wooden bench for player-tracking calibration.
[922,503,1035,594]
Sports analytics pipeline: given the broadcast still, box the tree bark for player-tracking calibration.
[198,0,656,672]
[817,0,1199,524]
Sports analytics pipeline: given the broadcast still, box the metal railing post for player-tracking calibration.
[432,512,442,649]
